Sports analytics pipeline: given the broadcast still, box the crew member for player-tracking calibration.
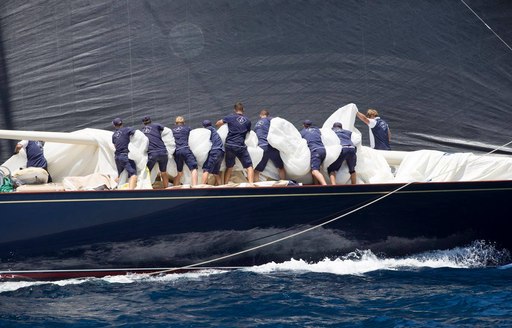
[201,120,225,185]
[141,116,169,188]
[172,116,198,186]
[356,108,391,150]
[112,118,138,189]
[14,140,52,182]
[254,109,286,181]
[300,120,327,185]
[216,102,254,184]
[327,122,357,185]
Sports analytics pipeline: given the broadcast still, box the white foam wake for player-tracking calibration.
[246,250,464,276]
[1,241,508,293]
[0,269,226,294]
[248,241,510,275]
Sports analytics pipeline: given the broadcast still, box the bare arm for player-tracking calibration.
[356,111,370,125]
[215,119,224,127]
[14,143,23,154]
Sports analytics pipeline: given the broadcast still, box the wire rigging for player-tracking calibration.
[460,0,512,53]
[150,136,512,277]
[149,181,413,276]
[148,1,512,278]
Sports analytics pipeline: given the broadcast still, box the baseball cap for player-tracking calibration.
[142,116,151,123]
[332,122,343,128]
[303,119,313,126]
[112,118,123,126]
[202,120,212,127]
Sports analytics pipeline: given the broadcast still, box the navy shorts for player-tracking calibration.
[203,149,224,175]
[310,147,326,171]
[255,145,284,172]
[174,148,198,172]
[327,147,357,174]
[147,152,168,172]
[225,145,252,169]
[115,153,137,177]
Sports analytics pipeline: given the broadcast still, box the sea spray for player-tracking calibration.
[1,241,508,294]
[247,240,510,275]
[414,240,511,268]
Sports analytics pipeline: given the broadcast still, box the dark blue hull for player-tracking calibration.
[1,180,511,280]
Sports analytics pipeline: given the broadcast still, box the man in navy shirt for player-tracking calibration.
[171,116,198,186]
[216,102,254,184]
[112,118,137,189]
[300,120,327,185]
[254,109,286,181]
[141,116,169,188]
[327,122,357,185]
[201,120,225,185]
[14,140,52,182]
[356,108,391,150]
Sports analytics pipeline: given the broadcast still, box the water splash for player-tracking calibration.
[413,240,510,267]
[248,240,510,275]
[1,241,508,293]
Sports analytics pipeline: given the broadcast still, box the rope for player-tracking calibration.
[149,137,512,276]
[125,0,135,124]
[460,0,512,53]
[147,2,512,277]
[149,182,413,276]
[482,140,512,156]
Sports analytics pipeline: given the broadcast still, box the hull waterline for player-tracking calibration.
[1,180,511,280]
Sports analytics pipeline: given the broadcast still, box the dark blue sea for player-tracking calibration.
[1,242,511,327]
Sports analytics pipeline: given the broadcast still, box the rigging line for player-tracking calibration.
[148,182,413,276]
[149,138,512,277]
[126,0,135,123]
[484,140,512,155]
[241,197,377,245]
[460,0,512,53]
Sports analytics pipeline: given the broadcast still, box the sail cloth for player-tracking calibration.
[2,103,512,188]
[153,125,264,185]
[2,129,152,189]
[1,129,117,183]
[394,150,512,183]
[263,103,390,184]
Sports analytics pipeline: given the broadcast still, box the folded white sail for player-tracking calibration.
[2,103,511,188]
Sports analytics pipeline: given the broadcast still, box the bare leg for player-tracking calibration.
[161,171,169,188]
[278,168,286,180]
[350,172,357,185]
[312,170,327,185]
[191,169,198,186]
[246,166,254,184]
[254,170,260,182]
[214,174,222,186]
[173,172,183,186]
[224,167,233,184]
[202,171,209,184]
[329,172,337,185]
[128,175,138,190]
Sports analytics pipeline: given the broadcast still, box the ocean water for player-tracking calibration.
[1,242,511,328]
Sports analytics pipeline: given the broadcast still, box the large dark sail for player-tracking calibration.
[0,0,511,161]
